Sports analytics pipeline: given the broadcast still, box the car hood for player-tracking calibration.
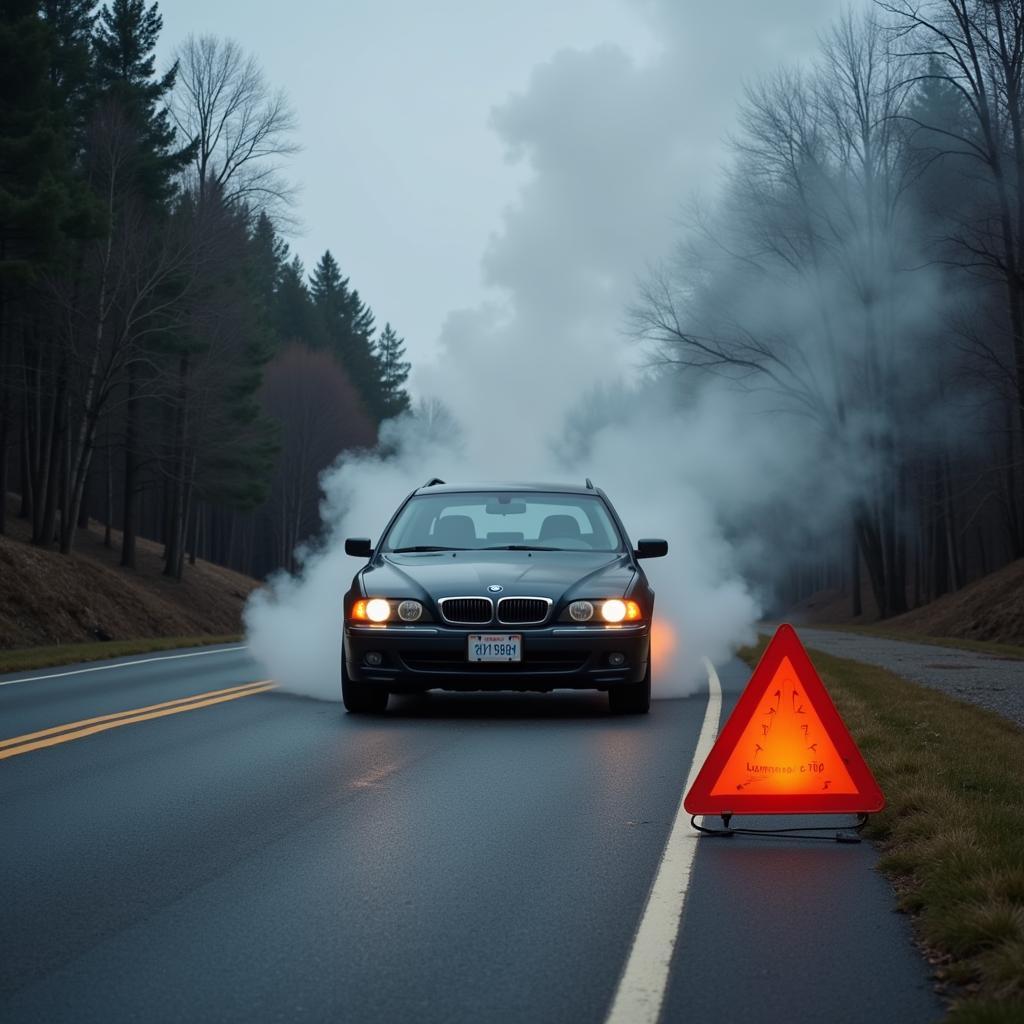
[360,550,635,605]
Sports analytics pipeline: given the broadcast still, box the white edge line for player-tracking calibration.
[0,645,249,687]
[604,655,724,1024]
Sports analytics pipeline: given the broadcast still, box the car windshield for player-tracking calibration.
[382,492,624,553]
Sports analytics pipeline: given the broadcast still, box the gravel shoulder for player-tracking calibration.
[793,627,1024,729]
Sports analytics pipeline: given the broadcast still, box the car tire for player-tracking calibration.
[341,657,389,714]
[608,661,651,715]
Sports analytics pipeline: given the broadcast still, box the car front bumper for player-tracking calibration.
[343,622,650,692]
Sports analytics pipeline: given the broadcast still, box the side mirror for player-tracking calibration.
[345,537,373,558]
[635,538,668,559]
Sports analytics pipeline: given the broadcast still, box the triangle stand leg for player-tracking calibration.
[691,812,869,843]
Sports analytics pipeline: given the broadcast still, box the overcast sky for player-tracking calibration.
[158,1,855,364]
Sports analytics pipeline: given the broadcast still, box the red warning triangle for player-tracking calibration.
[685,624,884,815]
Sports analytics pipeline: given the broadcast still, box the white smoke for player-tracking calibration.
[245,0,852,701]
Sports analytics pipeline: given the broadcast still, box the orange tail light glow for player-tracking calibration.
[650,617,677,675]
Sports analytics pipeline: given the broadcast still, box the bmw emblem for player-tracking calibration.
[487,584,503,593]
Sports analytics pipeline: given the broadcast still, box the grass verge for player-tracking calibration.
[0,635,243,675]
[739,638,1024,1023]
[803,624,1024,661]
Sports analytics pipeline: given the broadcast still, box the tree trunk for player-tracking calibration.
[912,526,921,610]
[175,467,196,579]
[855,508,887,619]
[29,345,62,547]
[941,454,963,592]
[163,476,179,572]
[163,356,191,577]
[19,414,31,519]
[1004,406,1024,558]
[77,473,90,529]
[104,415,114,552]
[61,432,97,554]
[0,402,7,536]
[104,437,113,549]
[121,369,139,569]
[164,474,185,579]
[0,305,9,534]
[880,453,907,618]
[1007,266,1024,481]
[188,498,200,567]
[0,269,8,533]
[225,511,236,569]
[929,458,945,601]
[35,379,64,547]
[850,523,862,618]
[62,381,111,555]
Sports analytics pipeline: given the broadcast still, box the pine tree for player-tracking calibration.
[88,0,195,564]
[308,248,345,338]
[161,196,280,578]
[0,0,73,276]
[276,254,322,346]
[248,210,288,316]
[344,285,377,371]
[92,0,192,207]
[0,0,81,535]
[309,249,384,418]
[376,323,411,419]
[185,203,279,575]
[42,0,98,140]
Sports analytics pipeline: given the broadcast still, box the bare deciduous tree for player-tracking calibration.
[260,344,375,572]
[171,34,300,223]
[634,10,930,617]
[879,0,1024,555]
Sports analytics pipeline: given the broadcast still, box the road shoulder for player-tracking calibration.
[664,653,943,1024]
[789,627,1024,730]
[714,636,1024,1023]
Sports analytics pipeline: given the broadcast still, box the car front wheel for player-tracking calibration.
[608,661,651,715]
[341,656,389,714]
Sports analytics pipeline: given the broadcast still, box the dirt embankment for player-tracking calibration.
[0,497,259,649]
[787,557,1024,647]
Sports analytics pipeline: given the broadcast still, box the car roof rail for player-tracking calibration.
[423,477,446,487]
[585,477,594,490]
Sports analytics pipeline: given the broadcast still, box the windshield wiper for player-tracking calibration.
[480,544,560,551]
[391,545,469,553]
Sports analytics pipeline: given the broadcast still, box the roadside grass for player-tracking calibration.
[803,625,1024,661]
[0,635,243,675]
[738,638,1024,1023]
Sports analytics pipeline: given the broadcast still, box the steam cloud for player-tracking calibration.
[245,0,851,700]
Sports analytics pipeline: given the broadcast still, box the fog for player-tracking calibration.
[245,0,864,700]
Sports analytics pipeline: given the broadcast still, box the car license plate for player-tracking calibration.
[468,634,522,662]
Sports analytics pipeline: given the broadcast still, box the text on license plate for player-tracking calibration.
[468,634,522,662]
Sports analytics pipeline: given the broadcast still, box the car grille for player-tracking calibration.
[438,597,493,624]
[497,598,550,624]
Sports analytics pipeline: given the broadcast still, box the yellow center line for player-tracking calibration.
[0,681,273,750]
[0,681,275,761]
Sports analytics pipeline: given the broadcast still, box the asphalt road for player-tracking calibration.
[0,645,942,1023]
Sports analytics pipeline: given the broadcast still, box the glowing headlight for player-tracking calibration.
[569,600,595,622]
[601,599,628,623]
[365,598,391,623]
[397,600,424,622]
